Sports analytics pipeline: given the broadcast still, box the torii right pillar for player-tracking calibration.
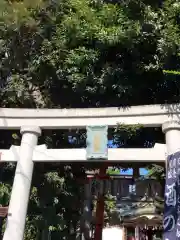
[162,120,180,240]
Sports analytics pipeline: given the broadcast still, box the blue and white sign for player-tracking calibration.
[163,151,180,240]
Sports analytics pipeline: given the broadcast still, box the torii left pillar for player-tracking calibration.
[3,126,41,240]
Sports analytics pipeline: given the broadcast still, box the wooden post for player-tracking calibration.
[0,207,8,239]
[0,217,3,240]
[94,165,109,240]
[81,177,92,240]
[86,125,108,239]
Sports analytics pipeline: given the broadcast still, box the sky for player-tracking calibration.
[120,168,149,176]
[108,140,149,176]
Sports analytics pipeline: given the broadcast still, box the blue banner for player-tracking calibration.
[163,151,180,240]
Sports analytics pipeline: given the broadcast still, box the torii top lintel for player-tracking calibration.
[0,103,179,129]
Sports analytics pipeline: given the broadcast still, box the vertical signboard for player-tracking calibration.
[177,152,180,240]
[86,126,108,160]
[163,151,180,240]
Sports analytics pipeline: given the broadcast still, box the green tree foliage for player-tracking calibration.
[0,0,179,109]
[106,168,120,175]
[0,0,180,238]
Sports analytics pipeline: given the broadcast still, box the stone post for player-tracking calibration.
[3,126,41,240]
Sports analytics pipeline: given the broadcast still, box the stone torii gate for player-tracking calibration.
[0,103,179,240]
